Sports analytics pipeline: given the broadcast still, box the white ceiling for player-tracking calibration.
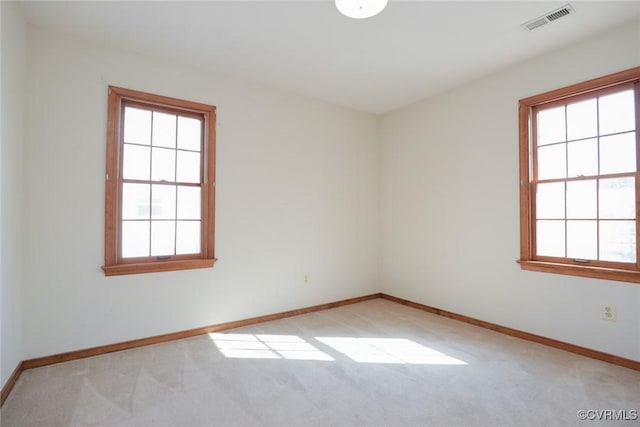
[17,1,640,114]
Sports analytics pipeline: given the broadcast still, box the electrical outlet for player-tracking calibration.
[303,274,310,284]
[602,304,617,322]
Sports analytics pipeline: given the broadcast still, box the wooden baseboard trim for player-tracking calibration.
[1,293,375,407]
[0,293,379,407]
[3,291,637,407]
[0,362,24,407]
[20,293,381,372]
[379,293,640,371]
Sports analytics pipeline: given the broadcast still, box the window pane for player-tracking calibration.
[122,183,150,220]
[177,186,201,220]
[122,221,150,258]
[566,180,596,219]
[536,182,564,219]
[178,116,202,151]
[152,112,176,148]
[176,221,200,254]
[124,107,151,145]
[537,106,565,146]
[152,147,176,182]
[567,138,597,177]
[599,177,635,219]
[599,90,635,136]
[600,132,636,175]
[600,220,636,262]
[151,184,176,220]
[122,144,150,181]
[177,150,201,183]
[537,144,566,180]
[566,98,597,141]
[567,220,597,260]
[536,220,565,257]
[151,221,175,256]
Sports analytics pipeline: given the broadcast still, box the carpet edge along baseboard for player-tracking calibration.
[379,293,640,371]
[2,292,638,407]
[0,293,381,406]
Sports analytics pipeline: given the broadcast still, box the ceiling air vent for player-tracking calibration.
[522,4,575,31]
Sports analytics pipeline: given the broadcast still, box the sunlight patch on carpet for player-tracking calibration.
[209,333,466,365]
[316,337,467,365]
[208,333,334,361]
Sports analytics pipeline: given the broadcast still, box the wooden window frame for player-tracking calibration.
[103,86,217,276]
[518,67,640,284]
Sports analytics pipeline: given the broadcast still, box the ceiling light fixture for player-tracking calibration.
[335,0,388,19]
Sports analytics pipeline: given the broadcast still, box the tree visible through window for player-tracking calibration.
[519,67,640,283]
[103,87,216,276]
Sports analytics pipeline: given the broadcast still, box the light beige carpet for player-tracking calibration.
[2,299,639,426]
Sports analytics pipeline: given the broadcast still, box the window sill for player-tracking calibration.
[518,260,640,284]
[103,258,217,276]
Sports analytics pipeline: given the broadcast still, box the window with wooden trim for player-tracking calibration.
[519,67,640,283]
[103,86,216,276]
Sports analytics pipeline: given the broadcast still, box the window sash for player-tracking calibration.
[118,101,205,262]
[530,84,639,268]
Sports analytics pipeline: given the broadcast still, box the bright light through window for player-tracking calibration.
[103,86,216,276]
[519,68,640,283]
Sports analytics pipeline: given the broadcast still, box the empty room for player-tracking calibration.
[1,0,639,425]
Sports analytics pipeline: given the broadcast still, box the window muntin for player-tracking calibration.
[104,87,216,276]
[519,67,640,283]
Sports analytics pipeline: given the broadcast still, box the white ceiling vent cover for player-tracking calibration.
[522,4,576,31]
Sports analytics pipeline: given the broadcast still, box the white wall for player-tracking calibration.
[20,26,379,359]
[381,21,640,361]
[1,1,26,386]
